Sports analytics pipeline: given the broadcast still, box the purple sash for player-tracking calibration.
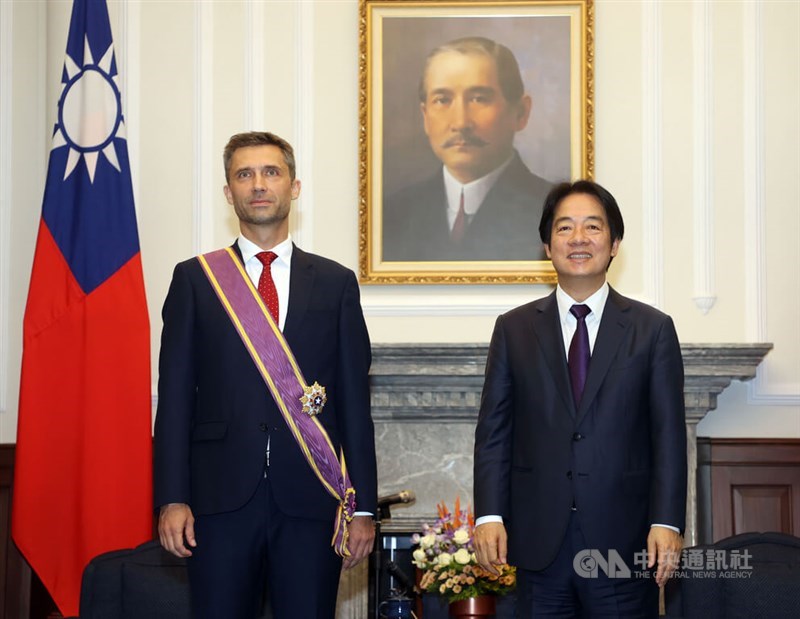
[197,247,356,557]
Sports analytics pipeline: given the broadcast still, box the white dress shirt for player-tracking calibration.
[442,155,514,231]
[237,234,292,332]
[555,283,609,357]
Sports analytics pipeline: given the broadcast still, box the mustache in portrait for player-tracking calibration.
[441,132,488,149]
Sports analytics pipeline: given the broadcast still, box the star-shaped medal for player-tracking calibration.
[300,381,327,417]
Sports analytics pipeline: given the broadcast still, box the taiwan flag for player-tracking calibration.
[12,0,152,615]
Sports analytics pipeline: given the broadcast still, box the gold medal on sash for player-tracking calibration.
[300,381,327,417]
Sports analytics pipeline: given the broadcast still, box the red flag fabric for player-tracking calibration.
[12,1,152,615]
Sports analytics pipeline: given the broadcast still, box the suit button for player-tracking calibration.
[259,423,268,432]
[573,432,583,441]
[566,471,572,480]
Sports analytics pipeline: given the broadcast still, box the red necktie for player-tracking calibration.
[451,190,466,242]
[255,251,279,324]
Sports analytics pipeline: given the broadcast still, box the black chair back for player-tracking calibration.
[664,531,800,619]
[79,540,190,619]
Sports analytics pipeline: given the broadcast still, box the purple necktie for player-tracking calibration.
[568,304,591,407]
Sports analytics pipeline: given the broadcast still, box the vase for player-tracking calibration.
[448,594,496,618]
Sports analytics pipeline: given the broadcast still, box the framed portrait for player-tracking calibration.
[358,0,594,284]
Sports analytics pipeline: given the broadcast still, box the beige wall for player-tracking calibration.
[1,0,798,444]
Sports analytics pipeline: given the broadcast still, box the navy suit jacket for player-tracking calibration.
[153,244,377,522]
[474,287,687,571]
[382,153,552,262]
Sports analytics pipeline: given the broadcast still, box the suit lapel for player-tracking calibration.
[230,240,243,262]
[229,239,314,336]
[427,174,451,237]
[576,287,631,423]
[532,292,576,416]
[469,153,524,230]
[284,244,314,337]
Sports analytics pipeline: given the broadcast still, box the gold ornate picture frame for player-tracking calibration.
[358,0,593,284]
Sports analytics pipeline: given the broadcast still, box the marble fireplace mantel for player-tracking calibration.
[369,343,773,546]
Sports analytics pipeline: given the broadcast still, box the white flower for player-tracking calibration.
[412,548,427,566]
[438,552,453,566]
[453,548,471,564]
[453,529,470,545]
[420,534,437,549]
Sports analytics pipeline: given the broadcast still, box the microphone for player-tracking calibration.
[386,560,422,596]
[377,490,416,509]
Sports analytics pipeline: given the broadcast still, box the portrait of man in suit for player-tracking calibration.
[473,180,687,618]
[382,36,553,263]
[153,132,377,618]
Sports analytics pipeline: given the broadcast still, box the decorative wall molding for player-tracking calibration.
[747,376,800,406]
[193,3,214,255]
[361,291,545,317]
[244,0,265,131]
[293,1,314,251]
[742,1,799,406]
[36,0,46,202]
[641,0,664,310]
[0,0,12,415]
[743,0,765,346]
[360,290,665,317]
[116,0,141,216]
[692,0,716,314]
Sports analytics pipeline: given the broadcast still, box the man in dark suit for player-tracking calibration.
[154,132,377,618]
[382,37,552,262]
[473,180,687,618]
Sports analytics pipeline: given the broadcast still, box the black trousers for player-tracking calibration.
[187,474,341,619]
[517,512,658,618]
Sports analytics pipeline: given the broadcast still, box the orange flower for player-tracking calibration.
[414,498,516,603]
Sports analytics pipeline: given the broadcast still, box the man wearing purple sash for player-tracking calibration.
[154,132,377,618]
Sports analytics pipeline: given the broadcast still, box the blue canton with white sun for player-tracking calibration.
[42,0,140,295]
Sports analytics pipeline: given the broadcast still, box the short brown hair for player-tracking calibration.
[223,131,296,183]
[418,36,525,104]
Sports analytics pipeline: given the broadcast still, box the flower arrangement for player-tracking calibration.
[411,498,516,603]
